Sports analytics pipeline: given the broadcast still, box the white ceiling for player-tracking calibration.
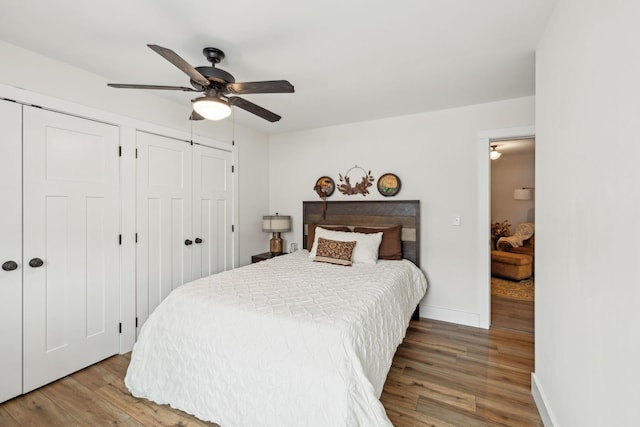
[0,0,557,135]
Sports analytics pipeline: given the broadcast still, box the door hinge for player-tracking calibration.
[231,225,235,232]
[119,322,122,334]
[135,148,138,159]
[135,317,139,328]
[231,165,235,173]
[135,233,138,243]
[118,146,122,157]
[119,234,122,245]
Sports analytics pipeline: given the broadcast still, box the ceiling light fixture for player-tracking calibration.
[489,145,502,160]
[192,97,232,120]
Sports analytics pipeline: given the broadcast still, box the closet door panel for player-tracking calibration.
[0,100,23,403]
[136,132,192,328]
[192,144,234,278]
[22,107,120,393]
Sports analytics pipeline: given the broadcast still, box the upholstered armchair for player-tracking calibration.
[496,223,535,258]
[493,223,535,280]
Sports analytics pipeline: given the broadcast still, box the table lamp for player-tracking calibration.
[262,213,291,255]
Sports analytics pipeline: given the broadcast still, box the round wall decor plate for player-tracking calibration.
[315,176,335,197]
[377,173,401,197]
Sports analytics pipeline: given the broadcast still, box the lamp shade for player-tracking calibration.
[513,188,533,200]
[192,97,232,120]
[262,215,291,233]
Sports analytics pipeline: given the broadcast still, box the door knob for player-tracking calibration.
[195,238,203,244]
[184,239,193,246]
[2,261,18,271]
[28,258,44,268]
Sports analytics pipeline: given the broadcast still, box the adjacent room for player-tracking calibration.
[1,1,638,426]
[490,138,536,334]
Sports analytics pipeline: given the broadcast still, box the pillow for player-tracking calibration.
[313,238,356,266]
[309,227,383,264]
[306,224,351,250]
[354,225,403,260]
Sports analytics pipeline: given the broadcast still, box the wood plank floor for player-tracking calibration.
[491,294,535,334]
[382,319,542,426]
[490,276,535,334]
[0,318,541,426]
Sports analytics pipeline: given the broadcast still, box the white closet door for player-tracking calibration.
[22,107,120,393]
[192,144,234,278]
[0,100,23,402]
[136,131,192,327]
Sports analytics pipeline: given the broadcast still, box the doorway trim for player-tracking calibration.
[477,125,535,329]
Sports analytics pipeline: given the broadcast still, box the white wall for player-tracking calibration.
[269,97,534,325]
[491,152,535,228]
[534,0,640,426]
[235,127,270,265]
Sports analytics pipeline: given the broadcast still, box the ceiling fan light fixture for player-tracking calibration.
[490,145,502,160]
[192,97,232,120]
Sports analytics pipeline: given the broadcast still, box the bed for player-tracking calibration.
[125,200,427,426]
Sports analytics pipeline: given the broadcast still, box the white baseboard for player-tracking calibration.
[421,304,482,328]
[531,372,557,427]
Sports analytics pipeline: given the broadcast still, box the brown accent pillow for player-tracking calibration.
[313,238,356,266]
[354,225,402,260]
[307,224,351,250]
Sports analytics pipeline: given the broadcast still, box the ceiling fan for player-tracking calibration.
[108,44,294,122]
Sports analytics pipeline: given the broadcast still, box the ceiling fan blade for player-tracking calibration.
[108,83,198,91]
[226,80,294,95]
[229,96,281,122]
[189,111,205,121]
[147,44,210,87]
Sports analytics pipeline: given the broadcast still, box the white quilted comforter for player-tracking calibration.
[125,250,427,427]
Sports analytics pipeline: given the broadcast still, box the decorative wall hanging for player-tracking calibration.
[314,176,335,197]
[338,165,374,196]
[313,176,335,219]
[377,173,401,197]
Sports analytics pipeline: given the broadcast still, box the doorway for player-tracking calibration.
[476,126,534,329]
[489,138,535,333]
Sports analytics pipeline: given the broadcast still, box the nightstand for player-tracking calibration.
[251,252,284,264]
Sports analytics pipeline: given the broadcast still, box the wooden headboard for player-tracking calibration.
[302,200,420,267]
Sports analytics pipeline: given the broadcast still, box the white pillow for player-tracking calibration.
[310,227,383,264]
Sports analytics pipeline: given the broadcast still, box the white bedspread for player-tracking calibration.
[125,250,427,427]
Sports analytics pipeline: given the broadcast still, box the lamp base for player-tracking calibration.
[270,232,283,255]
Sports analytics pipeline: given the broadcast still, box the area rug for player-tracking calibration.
[491,276,534,301]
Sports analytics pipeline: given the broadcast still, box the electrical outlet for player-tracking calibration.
[452,215,461,226]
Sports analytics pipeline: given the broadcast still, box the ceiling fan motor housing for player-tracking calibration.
[192,66,235,90]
